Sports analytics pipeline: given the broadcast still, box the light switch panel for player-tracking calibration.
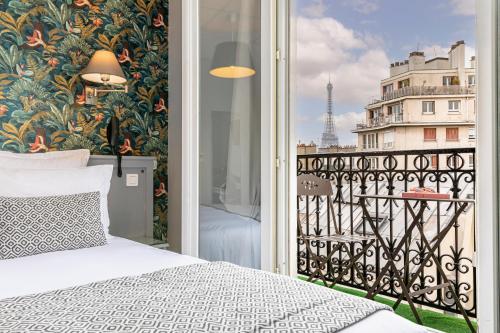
[126,174,139,187]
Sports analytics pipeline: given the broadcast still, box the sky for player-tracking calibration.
[295,0,476,145]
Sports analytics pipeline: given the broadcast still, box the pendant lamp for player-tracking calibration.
[210,41,256,79]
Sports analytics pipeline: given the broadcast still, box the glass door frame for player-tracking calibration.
[180,0,278,272]
[477,0,500,331]
[278,0,500,329]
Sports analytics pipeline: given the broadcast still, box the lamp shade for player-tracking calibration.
[209,41,256,79]
[81,50,127,85]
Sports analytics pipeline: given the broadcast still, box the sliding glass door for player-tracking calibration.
[181,0,274,270]
[198,0,263,269]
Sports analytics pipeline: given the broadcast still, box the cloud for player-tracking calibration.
[343,0,380,14]
[296,16,390,106]
[296,114,311,123]
[449,0,475,16]
[302,0,327,18]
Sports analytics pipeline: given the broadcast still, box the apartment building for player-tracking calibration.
[353,41,476,157]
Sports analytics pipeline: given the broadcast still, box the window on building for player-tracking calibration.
[398,79,410,89]
[443,76,460,86]
[446,127,459,141]
[468,127,476,140]
[422,101,435,114]
[389,104,403,122]
[383,84,393,96]
[424,128,437,141]
[383,131,394,149]
[364,133,378,149]
[468,75,475,86]
[431,155,438,169]
[469,154,474,168]
[368,157,379,170]
[448,100,461,113]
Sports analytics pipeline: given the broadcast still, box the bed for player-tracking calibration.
[199,205,261,269]
[0,237,427,333]
[0,150,427,332]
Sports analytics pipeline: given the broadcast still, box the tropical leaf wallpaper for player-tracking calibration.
[0,0,169,240]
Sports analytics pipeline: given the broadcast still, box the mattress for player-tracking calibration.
[199,205,261,269]
[0,237,427,333]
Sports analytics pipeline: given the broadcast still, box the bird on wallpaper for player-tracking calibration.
[65,21,82,35]
[0,105,8,117]
[68,120,83,133]
[15,64,34,78]
[146,40,159,52]
[154,97,166,113]
[119,135,134,155]
[153,13,166,29]
[29,130,48,153]
[24,24,46,49]
[73,0,100,12]
[118,48,132,64]
[155,182,167,197]
[75,92,86,105]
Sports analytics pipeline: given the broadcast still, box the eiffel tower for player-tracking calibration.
[320,78,339,148]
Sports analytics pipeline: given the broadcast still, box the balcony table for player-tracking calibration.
[354,194,476,333]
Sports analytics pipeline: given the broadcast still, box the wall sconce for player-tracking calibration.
[81,50,128,177]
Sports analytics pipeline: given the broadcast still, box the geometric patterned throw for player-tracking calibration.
[0,192,106,260]
[0,262,389,332]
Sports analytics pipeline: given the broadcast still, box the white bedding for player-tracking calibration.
[199,205,261,269]
[0,237,426,333]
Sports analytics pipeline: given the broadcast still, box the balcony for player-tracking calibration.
[297,148,476,322]
[369,85,476,106]
[356,114,404,130]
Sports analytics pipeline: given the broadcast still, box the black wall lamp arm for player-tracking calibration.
[106,115,122,177]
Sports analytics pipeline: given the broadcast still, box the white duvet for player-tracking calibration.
[0,237,427,333]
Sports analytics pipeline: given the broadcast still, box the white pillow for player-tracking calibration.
[0,149,90,169]
[0,165,113,238]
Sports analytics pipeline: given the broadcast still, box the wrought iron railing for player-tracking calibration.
[297,148,476,317]
[368,85,476,106]
[356,113,404,129]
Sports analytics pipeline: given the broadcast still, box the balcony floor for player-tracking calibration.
[299,276,477,333]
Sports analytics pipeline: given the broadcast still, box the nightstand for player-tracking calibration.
[131,236,170,250]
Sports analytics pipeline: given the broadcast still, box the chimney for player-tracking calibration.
[449,40,465,70]
[449,40,466,85]
[408,51,425,70]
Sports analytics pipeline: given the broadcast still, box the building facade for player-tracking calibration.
[353,41,476,156]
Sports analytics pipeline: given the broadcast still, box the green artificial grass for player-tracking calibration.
[298,276,477,333]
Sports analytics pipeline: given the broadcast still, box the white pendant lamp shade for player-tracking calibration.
[81,50,127,85]
[210,41,256,79]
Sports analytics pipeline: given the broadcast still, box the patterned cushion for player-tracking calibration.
[0,192,107,260]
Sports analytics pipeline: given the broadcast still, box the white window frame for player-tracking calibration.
[468,75,476,87]
[368,157,379,170]
[448,100,461,113]
[469,127,476,140]
[443,76,453,86]
[383,130,394,149]
[382,83,393,95]
[476,0,499,331]
[422,101,435,114]
[443,75,459,86]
